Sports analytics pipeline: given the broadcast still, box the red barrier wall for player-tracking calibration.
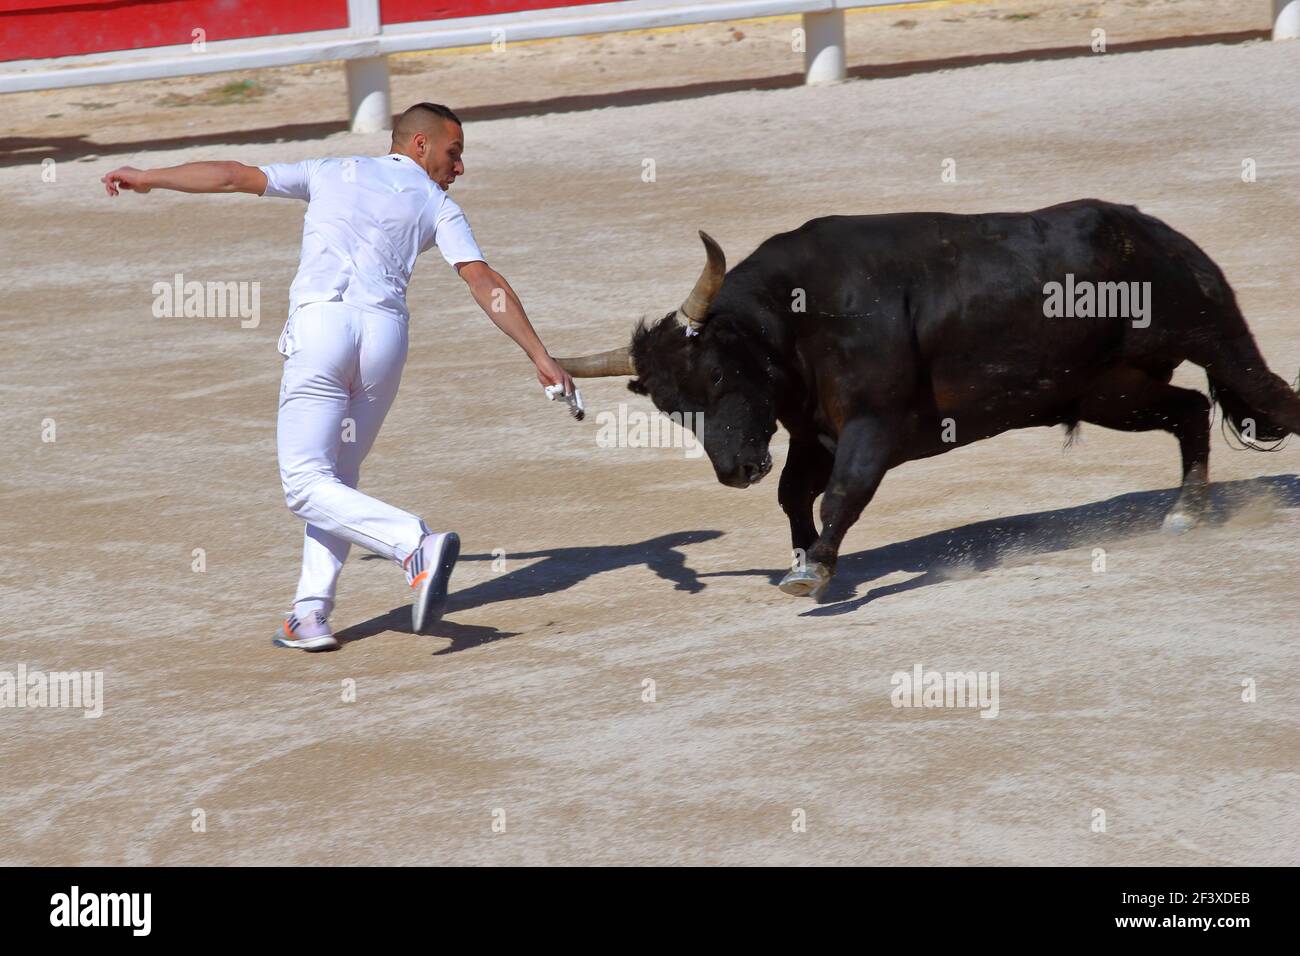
[382,1,611,23]
[0,1,349,62]
[0,0,616,63]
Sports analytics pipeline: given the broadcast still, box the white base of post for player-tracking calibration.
[1276,0,1300,39]
[804,9,846,85]
[346,56,392,133]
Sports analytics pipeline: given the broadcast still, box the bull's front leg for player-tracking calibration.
[777,438,834,555]
[779,417,895,599]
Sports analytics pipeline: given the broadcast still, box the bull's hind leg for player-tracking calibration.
[782,417,896,598]
[1077,367,1211,532]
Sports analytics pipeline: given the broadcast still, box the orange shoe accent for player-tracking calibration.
[410,570,429,588]
[282,620,294,637]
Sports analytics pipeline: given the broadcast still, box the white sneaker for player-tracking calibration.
[272,609,339,652]
[404,532,460,634]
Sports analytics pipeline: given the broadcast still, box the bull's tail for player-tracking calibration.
[1202,334,1300,450]
[1142,207,1300,449]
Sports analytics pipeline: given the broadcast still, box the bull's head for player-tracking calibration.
[557,232,776,488]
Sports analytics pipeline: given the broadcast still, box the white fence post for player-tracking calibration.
[346,0,391,132]
[1276,0,1300,39]
[803,9,846,84]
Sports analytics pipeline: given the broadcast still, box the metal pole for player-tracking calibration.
[804,9,846,85]
[346,0,391,132]
[1276,0,1300,39]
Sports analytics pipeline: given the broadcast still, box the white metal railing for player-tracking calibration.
[1,0,1296,133]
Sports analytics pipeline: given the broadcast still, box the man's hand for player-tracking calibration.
[102,166,151,196]
[534,353,576,396]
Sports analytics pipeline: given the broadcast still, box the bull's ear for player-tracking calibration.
[627,379,649,396]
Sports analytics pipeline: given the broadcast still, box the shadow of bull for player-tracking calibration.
[339,474,1298,646]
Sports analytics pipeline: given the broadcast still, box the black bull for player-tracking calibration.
[559,199,1300,598]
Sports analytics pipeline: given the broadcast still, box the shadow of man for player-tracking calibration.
[339,529,723,652]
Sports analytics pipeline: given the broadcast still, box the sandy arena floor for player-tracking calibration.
[0,2,1297,865]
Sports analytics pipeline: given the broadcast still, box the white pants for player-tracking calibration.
[276,301,428,617]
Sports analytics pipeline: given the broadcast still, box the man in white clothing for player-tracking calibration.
[103,102,575,651]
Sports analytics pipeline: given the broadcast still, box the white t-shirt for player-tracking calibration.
[259,153,485,321]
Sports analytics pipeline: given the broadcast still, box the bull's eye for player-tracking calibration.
[710,368,723,386]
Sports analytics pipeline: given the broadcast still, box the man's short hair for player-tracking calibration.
[393,102,463,143]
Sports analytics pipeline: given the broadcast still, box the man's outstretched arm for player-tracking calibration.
[458,260,575,394]
[102,162,267,197]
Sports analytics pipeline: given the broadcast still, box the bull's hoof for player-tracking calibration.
[779,563,832,599]
[1161,510,1200,534]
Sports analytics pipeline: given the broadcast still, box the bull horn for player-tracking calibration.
[678,230,726,331]
[555,346,635,378]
